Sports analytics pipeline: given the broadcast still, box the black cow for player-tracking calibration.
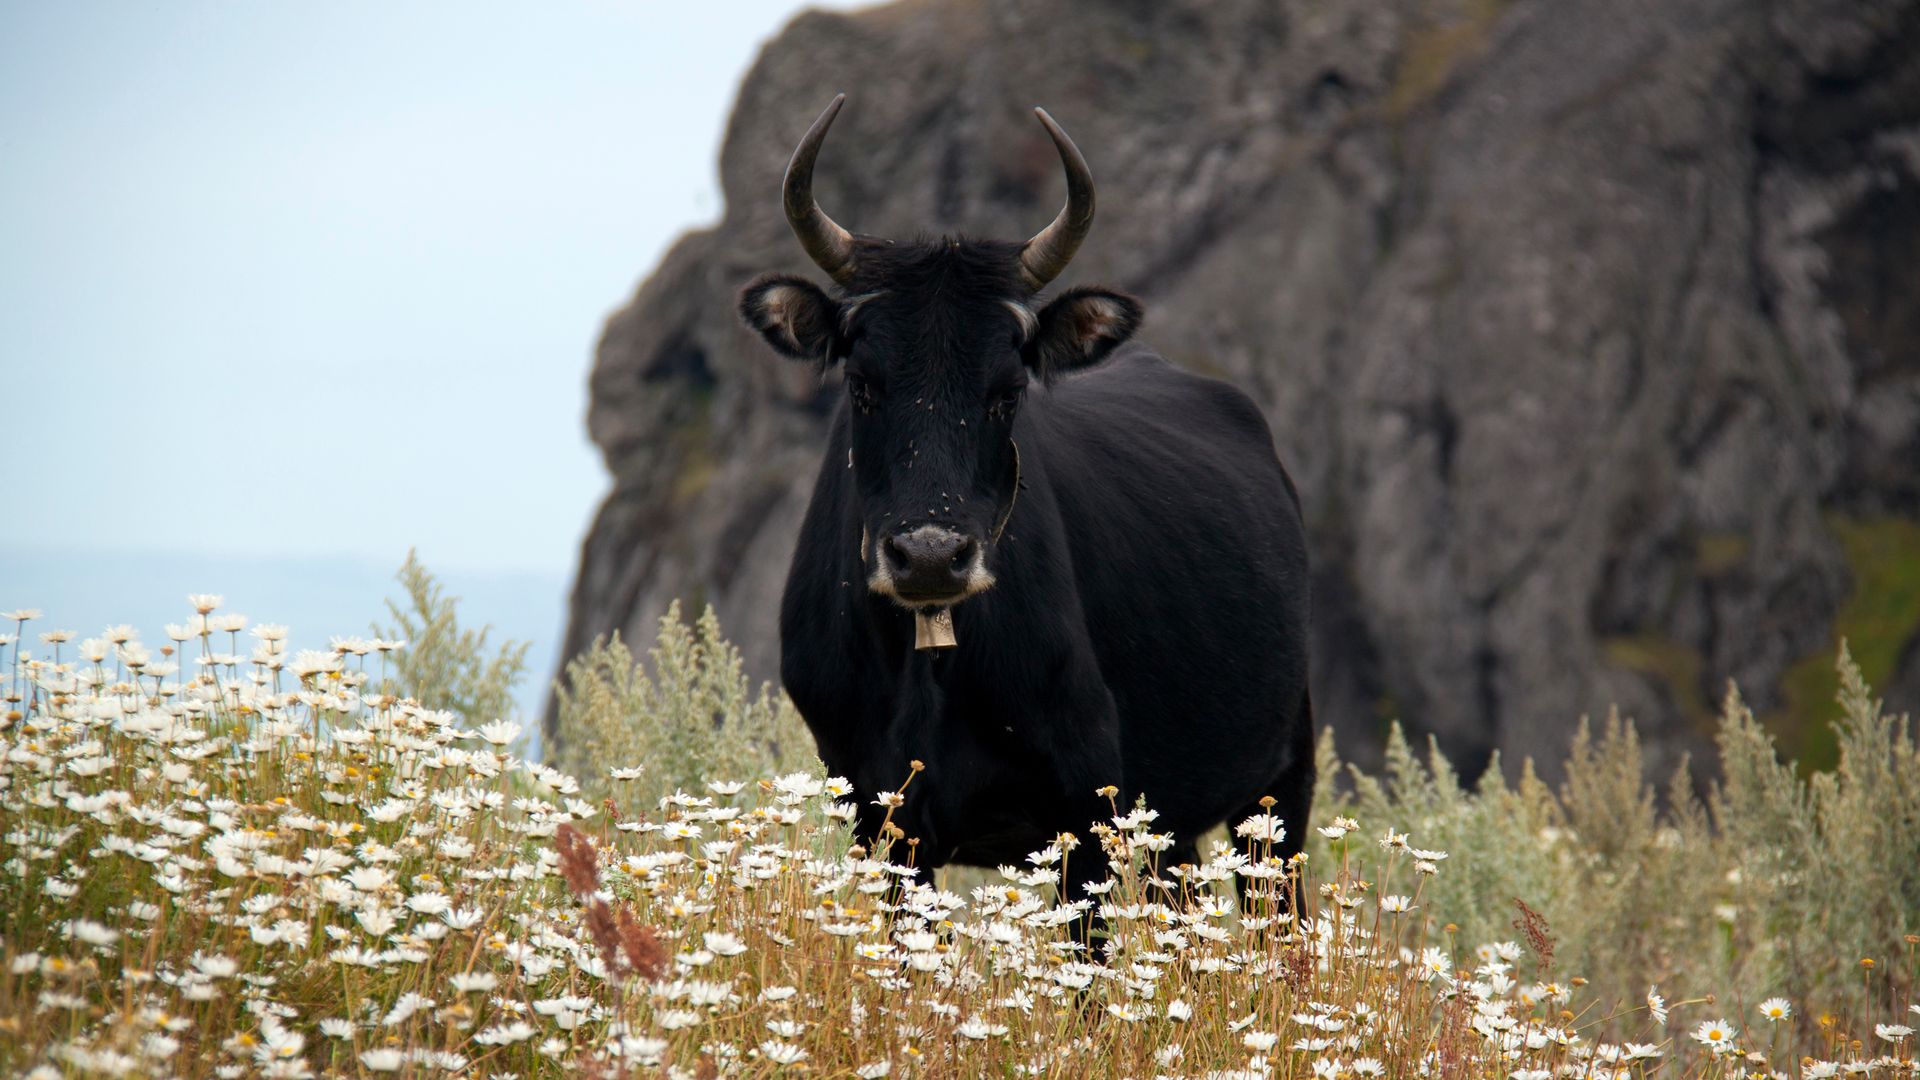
[737,96,1312,904]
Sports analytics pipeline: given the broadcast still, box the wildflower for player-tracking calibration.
[1646,987,1668,1024]
[658,1009,700,1030]
[1167,999,1192,1022]
[404,891,452,916]
[704,930,748,957]
[1380,894,1415,913]
[759,1040,808,1065]
[359,1049,405,1072]
[65,919,119,947]
[477,719,521,746]
[258,1017,305,1060]
[288,649,341,678]
[897,929,938,952]
[1758,997,1791,1022]
[442,907,485,930]
[1244,1031,1279,1052]
[192,954,239,978]
[474,1021,536,1045]
[383,992,434,1027]
[1690,1018,1736,1052]
[1877,1023,1914,1043]
[771,772,824,799]
[611,766,645,781]
[188,594,222,614]
[355,907,398,937]
[1234,813,1286,842]
[318,1019,354,1039]
[345,866,393,893]
[450,972,497,992]
[856,1064,892,1079]
[957,1017,1008,1039]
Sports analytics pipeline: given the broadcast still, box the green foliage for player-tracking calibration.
[1776,514,1920,770]
[373,549,530,727]
[1310,644,1919,1031]
[548,600,815,803]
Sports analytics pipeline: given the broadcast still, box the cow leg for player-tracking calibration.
[1059,843,1111,952]
[850,804,932,900]
[1230,692,1316,918]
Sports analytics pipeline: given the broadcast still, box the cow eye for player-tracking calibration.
[988,384,1024,421]
[847,375,878,415]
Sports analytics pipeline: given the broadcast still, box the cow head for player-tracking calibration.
[739,96,1142,611]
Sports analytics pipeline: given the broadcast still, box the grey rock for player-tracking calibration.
[555,0,1920,783]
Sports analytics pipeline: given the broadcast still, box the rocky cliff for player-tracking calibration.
[556,0,1920,781]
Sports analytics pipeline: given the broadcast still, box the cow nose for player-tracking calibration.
[884,526,977,597]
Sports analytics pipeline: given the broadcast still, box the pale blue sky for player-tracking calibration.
[2,1,865,718]
[1,0,856,577]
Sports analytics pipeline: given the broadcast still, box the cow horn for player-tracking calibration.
[1017,108,1096,292]
[783,94,858,285]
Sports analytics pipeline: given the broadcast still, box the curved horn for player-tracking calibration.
[1017,107,1096,292]
[783,94,858,285]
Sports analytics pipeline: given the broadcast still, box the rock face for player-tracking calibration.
[557,0,1920,781]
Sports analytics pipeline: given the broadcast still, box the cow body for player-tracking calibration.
[780,342,1312,877]
[738,97,1313,896]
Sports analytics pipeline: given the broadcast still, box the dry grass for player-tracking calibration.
[1,583,1915,1078]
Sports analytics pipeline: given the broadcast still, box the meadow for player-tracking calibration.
[2,564,1915,1078]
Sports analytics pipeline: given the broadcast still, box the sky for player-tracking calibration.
[0,0,858,576]
[0,1,860,714]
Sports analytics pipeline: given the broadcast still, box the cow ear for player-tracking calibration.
[739,273,842,364]
[1024,286,1143,381]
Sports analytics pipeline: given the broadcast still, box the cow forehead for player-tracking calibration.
[853,292,1024,365]
[839,238,1035,390]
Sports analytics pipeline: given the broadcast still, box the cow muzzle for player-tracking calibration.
[860,442,1017,649]
[879,526,986,605]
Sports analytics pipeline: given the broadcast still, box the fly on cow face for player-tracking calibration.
[739,95,1143,632]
